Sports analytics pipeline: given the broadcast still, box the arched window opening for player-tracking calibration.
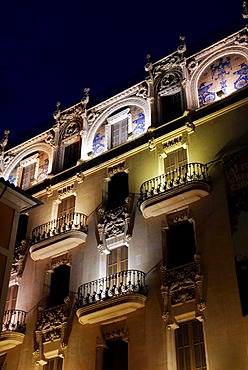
[160,90,185,124]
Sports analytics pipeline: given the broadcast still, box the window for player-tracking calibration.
[164,147,187,173]
[103,338,128,370]
[107,245,128,275]
[5,285,18,310]
[106,108,131,149]
[21,162,36,189]
[44,357,63,370]
[15,214,29,246]
[58,195,75,218]
[166,220,196,269]
[175,320,207,370]
[107,172,129,211]
[111,119,128,148]
[63,140,80,170]
[161,91,184,123]
[48,264,70,308]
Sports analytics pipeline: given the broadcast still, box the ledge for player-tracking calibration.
[0,332,25,354]
[140,182,211,218]
[30,230,87,261]
[76,293,147,325]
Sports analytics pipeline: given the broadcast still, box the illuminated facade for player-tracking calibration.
[1,7,248,370]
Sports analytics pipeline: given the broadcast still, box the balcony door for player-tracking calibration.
[164,147,187,174]
[48,264,70,308]
[103,338,128,370]
[166,221,196,269]
[107,172,129,211]
[58,195,75,218]
[107,245,128,275]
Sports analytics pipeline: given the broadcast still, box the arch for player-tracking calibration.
[189,46,248,108]
[83,97,150,158]
[3,142,53,180]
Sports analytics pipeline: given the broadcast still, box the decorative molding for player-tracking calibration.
[58,184,76,200]
[161,254,205,329]
[105,162,129,181]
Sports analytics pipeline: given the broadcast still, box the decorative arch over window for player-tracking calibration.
[189,46,248,108]
[82,97,150,160]
[59,118,82,171]
[155,68,185,125]
[3,143,52,188]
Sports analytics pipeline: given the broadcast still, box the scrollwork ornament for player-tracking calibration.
[187,58,198,74]
[235,27,248,45]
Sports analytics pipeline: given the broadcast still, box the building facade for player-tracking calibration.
[0,7,248,370]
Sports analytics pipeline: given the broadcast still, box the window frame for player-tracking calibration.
[107,245,128,275]
[175,319,207,370]
[106,108,132,149]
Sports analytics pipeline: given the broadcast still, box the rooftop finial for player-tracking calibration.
[0,130,10,156]
[81,87,90,109]
[177,35,186,55]
[242,1,248,19]
[53,101,61,121]
[145,53,154,80]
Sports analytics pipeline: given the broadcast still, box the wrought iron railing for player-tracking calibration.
[31,212,88,244]
[74,270,148,310]
[1,309,27,333]
[139,162,211,204]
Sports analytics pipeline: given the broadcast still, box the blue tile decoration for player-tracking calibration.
[132,112,145,137]
[93,132,105,156]
[198,55,248,106]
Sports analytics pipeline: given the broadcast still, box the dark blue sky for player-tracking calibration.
[0,1,245,147]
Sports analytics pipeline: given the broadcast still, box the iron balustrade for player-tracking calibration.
[75,269,148,310]
[139,162,211,203]
[31,212,88,244]
[1,309,27,333]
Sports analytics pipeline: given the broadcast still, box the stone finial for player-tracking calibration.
[81,87,90,109]
[145,53,153,73]
[177,35,186,55]
[53,101,61,121]
[243,1,248,19]
[0,130,10,156]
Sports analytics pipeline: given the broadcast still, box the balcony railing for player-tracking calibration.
[75,269,148,310]
[1,309,27,334]
[31,211,88,244]
[138,162,211,204]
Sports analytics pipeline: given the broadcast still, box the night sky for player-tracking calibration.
[0,1,245,147]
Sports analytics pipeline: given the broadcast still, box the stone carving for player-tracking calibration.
[11,240,29,277]
[158,70,182,95]
[161,254,205,327]
[104,328,129,342]
[58,184,75,199]
[0,130,10,157]
[36,303,69,343]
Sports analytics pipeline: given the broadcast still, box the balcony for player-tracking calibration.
[30,212,88,261]
[139,163,211,218]
[75,270,148,325]
[161,255,205,327]
[0,309,27,353]
[34,303,69,362]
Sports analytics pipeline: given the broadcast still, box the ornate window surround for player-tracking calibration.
[82,96,151,160]
[3,142,53,184]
